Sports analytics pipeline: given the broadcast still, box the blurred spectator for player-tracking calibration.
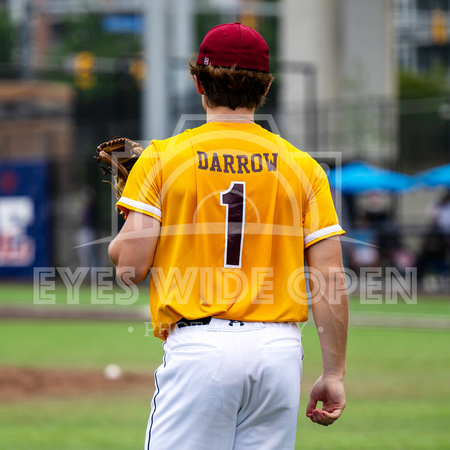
[346,192,416,276]
[416,190,450,289]
[363,191,389,230]
[347,215,380,272]
[378,222,415,274]
[76,186,99,268]
[432,190,450,235]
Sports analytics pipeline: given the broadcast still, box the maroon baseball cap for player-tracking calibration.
[196,22,270,72]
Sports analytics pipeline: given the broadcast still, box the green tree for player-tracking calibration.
[399,67,449,99]
[398,67,450,171]
[45,14,143,131]
[0,8,17,76]
[51,14,140,59]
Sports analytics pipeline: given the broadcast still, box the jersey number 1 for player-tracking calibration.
[220,182,246,268]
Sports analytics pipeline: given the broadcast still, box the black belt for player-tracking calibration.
[177,316,212,328]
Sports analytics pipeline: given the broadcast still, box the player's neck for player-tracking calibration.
[206,106,255,124]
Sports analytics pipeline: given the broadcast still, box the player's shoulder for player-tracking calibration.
[147,128,201,157]
[149,130,191,150]
[276,135,319,170]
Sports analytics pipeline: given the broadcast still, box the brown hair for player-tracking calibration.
[189,62,274,110]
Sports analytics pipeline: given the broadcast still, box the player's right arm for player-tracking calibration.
[110,142,163,284]
[304,236,348,426]
[108,210,161,284]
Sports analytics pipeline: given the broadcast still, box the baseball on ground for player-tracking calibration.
[103,363,123,380]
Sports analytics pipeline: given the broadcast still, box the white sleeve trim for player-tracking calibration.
[117,197,162,218]
[304,224,343,246]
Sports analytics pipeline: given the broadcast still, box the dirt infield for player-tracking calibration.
[0,366,153,402]
[0,305,147,321]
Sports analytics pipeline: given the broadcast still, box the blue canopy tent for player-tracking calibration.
[416,164,450,188]
[327,161,417,194]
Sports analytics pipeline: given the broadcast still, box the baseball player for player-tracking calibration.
[109,22,348,449]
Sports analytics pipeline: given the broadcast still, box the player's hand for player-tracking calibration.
[306,374,346,426]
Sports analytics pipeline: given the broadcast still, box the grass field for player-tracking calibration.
[1,319,449,448]
[0,281,150,308]
[1,287,449,449]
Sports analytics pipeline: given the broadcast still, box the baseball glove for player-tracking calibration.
[94,137,144,209]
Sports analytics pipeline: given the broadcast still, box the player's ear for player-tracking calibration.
[264,81,272,96]
[194,75,205,95]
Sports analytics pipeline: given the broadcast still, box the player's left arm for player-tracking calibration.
[108,210,161,284]
[305,236,349,426]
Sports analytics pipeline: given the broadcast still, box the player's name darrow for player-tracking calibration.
[197,151,278,173]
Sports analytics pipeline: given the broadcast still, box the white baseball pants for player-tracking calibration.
[144,318,303,450]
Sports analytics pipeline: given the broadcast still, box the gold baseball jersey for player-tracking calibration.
[117,122,344,339]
